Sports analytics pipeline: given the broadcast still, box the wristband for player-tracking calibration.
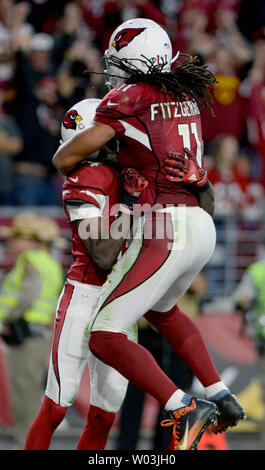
[196,180,210,192]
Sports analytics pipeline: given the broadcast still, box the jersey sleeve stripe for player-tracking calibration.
[79,190,107,214]
[118,120,152,150]
[66,202,101,221]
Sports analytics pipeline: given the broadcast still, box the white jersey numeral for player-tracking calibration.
[177,122,202,167]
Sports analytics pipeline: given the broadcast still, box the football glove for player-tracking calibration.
[120,167,148,212]
[165,148,208,190]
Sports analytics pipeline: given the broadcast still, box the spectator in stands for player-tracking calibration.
[13,32,55,96]
[0,211,64,449]
[82,0,167,54]
[213,7,252,66]
[22,0,68,34]
[9,1,34,52]
[169,1,251,149]
[52,2,90,67]
[172,0,243,54]
[0,0,12,34]
[172,0,209,56]
[242,39,265,181]
[10,30,64,206]
[11,74,63,206]
[207,135,264,217]
[0,0,17,91]
[55,3,105,107]
[200,46,246,144]
[237,0,265,43]
[0,84,23,205]
[198,11,252,146]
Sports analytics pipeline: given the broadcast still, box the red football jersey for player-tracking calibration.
[62,161,121,285]
[94,82,203,208]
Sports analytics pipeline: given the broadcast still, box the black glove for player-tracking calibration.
[1,318,32,346]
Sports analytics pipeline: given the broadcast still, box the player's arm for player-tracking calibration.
[68,168,147,270]
[76,213,131,271]
[65,200,131,271]
[197,181,215,217]
[165,148,215,216]
[53,122,116,175]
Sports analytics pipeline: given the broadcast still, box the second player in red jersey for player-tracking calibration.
[63,161,121,285]
[25,99,138,451]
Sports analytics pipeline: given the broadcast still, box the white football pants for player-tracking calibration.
[89,206,216,335]
[45,279,137,411]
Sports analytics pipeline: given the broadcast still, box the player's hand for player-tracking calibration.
[122,167,148,197]
[120,167,148,211]
[165,148,208,188]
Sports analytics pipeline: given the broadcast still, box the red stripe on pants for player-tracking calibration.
[100,212,173,311]
[52,283,74,396]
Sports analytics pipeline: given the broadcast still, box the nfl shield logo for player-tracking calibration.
[81,293,88,302]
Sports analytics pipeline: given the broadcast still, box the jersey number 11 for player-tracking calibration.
[177,122,202,167]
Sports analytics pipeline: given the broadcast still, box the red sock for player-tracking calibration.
[76,405,116,450]
[24,396,66,450]
[145,306,221,387]
[89,331,178,406]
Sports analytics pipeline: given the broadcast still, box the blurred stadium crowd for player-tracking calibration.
[0,0,264,215]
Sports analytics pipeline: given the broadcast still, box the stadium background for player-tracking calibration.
[0,0,265,451]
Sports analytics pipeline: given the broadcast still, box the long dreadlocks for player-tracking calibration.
[106,53,217,115]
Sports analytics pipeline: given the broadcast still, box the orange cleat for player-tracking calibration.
[161,398,219,450]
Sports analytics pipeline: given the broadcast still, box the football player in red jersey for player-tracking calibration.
[24,98,214,452]
[24,98,140,450]
[53,19,246,450]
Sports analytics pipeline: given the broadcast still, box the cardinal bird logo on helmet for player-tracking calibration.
[63,109,82,130]
[112,28,146,52]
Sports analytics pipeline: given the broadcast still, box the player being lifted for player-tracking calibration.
[53,19,246,450]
